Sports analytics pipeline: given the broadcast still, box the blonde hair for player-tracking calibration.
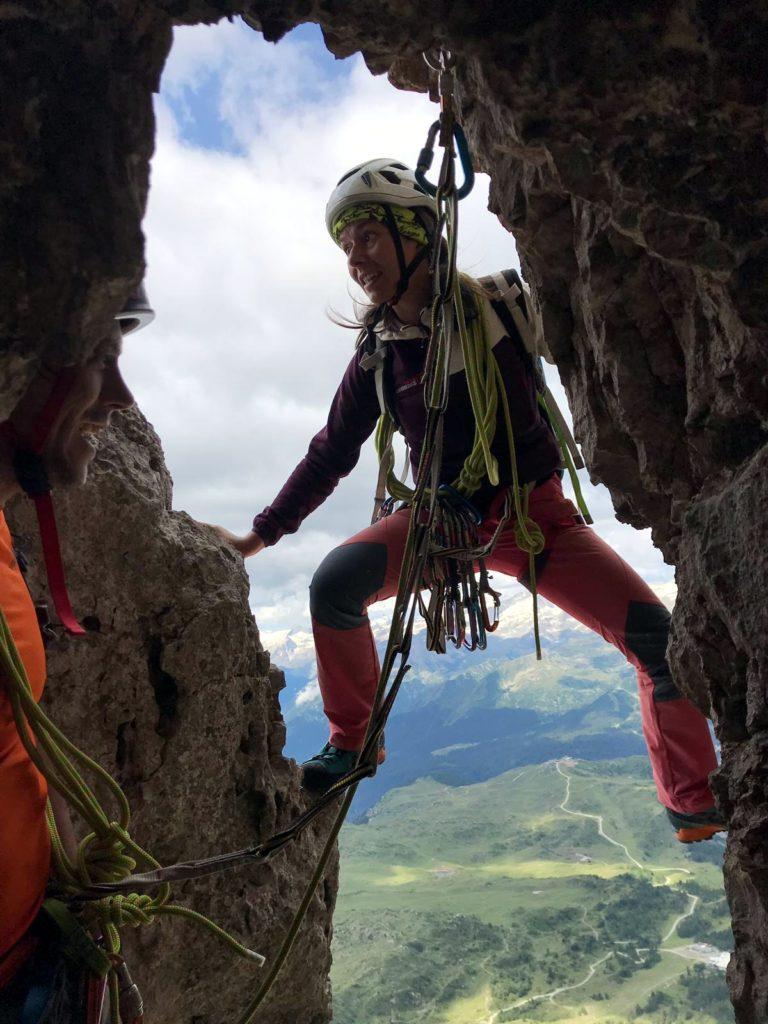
[328,271,493,343]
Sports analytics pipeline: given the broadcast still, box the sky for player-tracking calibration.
[122,17,673,636]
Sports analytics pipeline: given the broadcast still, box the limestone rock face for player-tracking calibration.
[0,4,172,417]
[7,409,335,1024]
[2,2,767,1022]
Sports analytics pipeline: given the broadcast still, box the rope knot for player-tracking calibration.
[514,516,545,556]
[78,828,137,885]
[99,893,155,929]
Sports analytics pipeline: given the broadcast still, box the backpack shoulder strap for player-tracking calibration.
[478,268,554,365]
[358,328,389,420]
[479,269,585,471]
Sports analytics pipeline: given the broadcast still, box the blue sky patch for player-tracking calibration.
[161,20,357,155]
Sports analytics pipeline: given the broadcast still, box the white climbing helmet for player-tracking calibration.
[115,282,155,335]
[325,158,437,240]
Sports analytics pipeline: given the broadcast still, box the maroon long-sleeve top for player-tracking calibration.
[252,303,562,546]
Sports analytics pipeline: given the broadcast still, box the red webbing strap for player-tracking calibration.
[1,366,86,636]
[32,493,85,636]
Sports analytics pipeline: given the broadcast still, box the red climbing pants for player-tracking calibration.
[309,476,717,814]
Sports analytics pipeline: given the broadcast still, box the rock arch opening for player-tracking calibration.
[1,3,765,1022]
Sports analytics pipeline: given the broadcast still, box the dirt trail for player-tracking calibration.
[478,760,695,1024]
[555,760,691,876]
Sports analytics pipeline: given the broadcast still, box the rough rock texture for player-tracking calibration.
[0,5,171,416]
[2,1,767,1022]
[7,408,336,1024]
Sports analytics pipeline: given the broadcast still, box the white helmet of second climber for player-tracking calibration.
[325,158,438,246]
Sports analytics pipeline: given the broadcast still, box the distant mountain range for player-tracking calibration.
[262,584,675,816]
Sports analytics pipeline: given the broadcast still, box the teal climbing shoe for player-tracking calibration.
[666,806,727,844]
[301,741,385,795]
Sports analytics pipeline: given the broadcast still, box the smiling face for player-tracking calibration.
[11,323,135,488]
[338,218,424,306]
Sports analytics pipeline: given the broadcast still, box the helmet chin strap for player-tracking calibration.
[2,369,85,636]
[380,205,430,307]
[362,209,433,361]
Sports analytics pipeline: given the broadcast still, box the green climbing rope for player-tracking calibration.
[537,391,592,524]
[375,274,500,504]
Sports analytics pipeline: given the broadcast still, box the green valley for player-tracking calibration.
[331,757,732,1023]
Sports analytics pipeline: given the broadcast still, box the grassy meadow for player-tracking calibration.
[331,758,732,1024]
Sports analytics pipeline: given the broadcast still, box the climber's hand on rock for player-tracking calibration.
[203,524,265,557]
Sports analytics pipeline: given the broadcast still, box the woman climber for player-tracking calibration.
[211,158,724,845]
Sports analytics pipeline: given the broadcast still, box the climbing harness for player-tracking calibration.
[369,243,592,664]
[371,256,549,660]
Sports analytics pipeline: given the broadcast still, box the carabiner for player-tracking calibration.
[463,589,479,651]
[479,564,501,633]
[415,120,440,196]
[453,597,466,649]
[481,592,500,633]
[378,496,396,520]
[426,586,446,654]
[476,602,488,650]
[445,595,456,647]
[416,121,475,201]
[452,123,475,200]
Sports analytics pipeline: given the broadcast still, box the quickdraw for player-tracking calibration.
[416,50,475,201]
[417,485,504,655]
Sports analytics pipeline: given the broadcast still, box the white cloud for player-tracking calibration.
[295,679,321,708]
[122,19,671,632]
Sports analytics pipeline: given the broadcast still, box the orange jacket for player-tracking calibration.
[0,509,50,988]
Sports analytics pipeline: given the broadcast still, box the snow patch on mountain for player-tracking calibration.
[261,580,676,670]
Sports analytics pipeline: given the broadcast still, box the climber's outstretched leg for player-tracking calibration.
[486,476,723,841]
[304,508,411,791]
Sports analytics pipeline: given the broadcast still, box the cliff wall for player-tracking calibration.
[8,409,335,1024]
[1,2,766,1021]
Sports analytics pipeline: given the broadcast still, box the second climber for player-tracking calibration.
[210,158,724,845]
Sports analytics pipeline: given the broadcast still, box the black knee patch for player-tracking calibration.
[624,600,681,701]
[310,542,389,630]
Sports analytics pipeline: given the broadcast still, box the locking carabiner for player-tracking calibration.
[416,121,475,201]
